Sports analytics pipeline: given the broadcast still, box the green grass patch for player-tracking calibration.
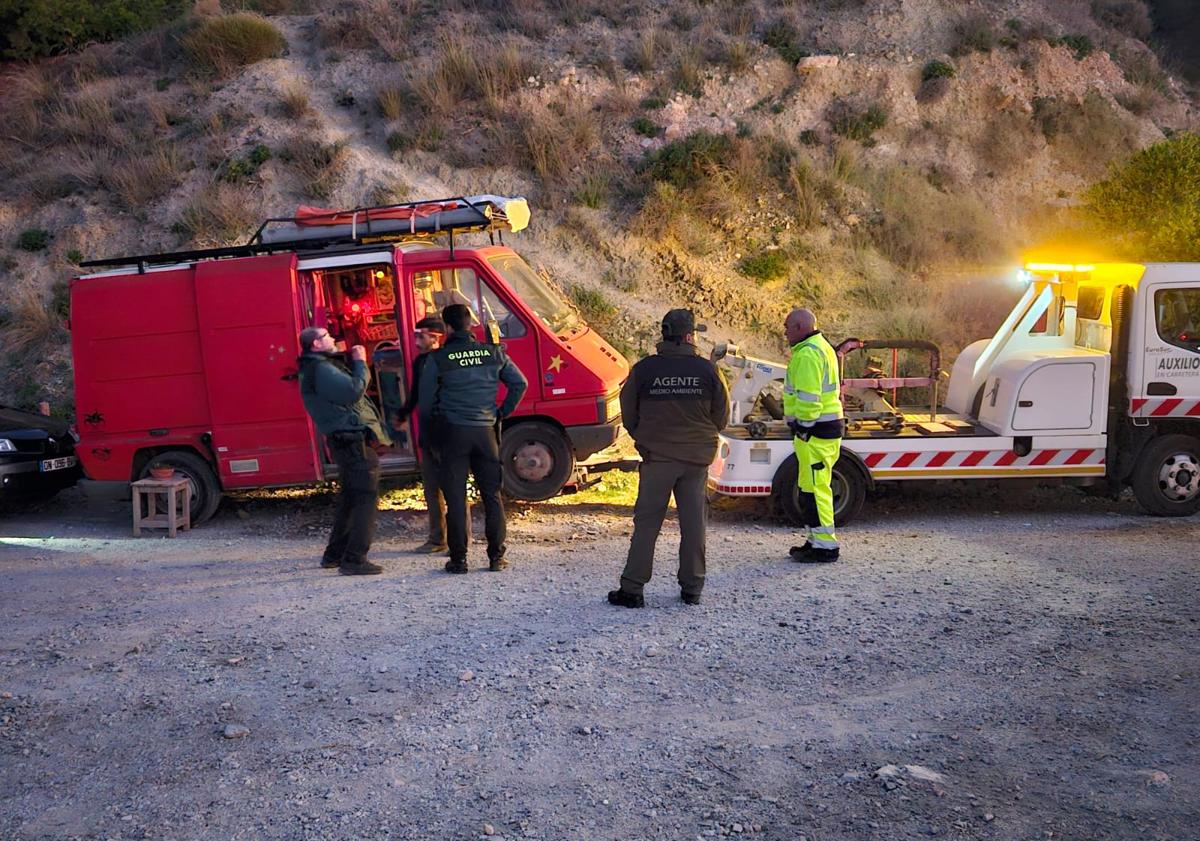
[183,12,286,76]
[632,116,662,138]
[640,130,733,189]
[737,249,789,283]
[762,20,808,64]
[922,59,956,81]
[17,228,50,252]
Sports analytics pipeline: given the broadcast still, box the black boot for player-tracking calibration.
[793,546,839,563]
[680,591,701,605]
[444,559,469,574]
[340,560,383,575]
[607,589,644,608]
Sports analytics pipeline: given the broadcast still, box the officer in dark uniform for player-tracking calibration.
[418,304,528,574]
[395,316,450,554]
[297,325,391,576]
[608,308,729,607]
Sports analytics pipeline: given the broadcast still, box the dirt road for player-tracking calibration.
[1,483,1196,840]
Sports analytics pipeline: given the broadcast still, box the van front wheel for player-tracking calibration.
[500,422,575,502]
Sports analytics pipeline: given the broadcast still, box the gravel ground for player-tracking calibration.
[1,482,1197,841]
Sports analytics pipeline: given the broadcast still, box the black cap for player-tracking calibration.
[415,316,445,333]
[661,308,706,339]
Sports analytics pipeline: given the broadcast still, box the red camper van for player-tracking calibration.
[71,196,629,522]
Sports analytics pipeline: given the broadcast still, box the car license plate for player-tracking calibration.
[40,456,77,472]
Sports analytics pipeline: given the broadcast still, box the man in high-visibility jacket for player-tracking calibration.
[783,308,844,563]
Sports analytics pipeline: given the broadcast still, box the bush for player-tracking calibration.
[826,99,888,143]
[4,285,63,355]
[737,249,789,283]
[279,80,311,117]
[110,144,185,207]
[641,131,734,189]
[182,13,286,76]
[762,20,808,64]
[1091,0,1152,39]
[950,13,995,56]
[281,136,348,199]
[0,0,186,59]
[1082,133,1200,261]
[17,228,50,251]
[176,183,262,245]
[218,144,270,183]
[922,59,956,82]
[1057,34,1095,61]
[631,116,662,138]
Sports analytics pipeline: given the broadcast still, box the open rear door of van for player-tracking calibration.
[194,254,323,488]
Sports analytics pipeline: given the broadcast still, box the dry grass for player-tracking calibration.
[478,40,537,112]
[0,65,57,147]
[673,46,705,96]
[412,33,480,115]
[515,95,603,186]
[377,86,407,120]
[182,13,287,76]
[279,80,312,118]
[108,145,186,209]
[51,86,126,148]
[282,135,349,199]
[977,108,1038,174]
[5,286,64,356]
[177,183,263,246]
[627,28,663,73]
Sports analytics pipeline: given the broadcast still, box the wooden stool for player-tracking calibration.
[132,476,192,537]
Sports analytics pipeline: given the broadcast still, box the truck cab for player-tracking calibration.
[71,196,628,522]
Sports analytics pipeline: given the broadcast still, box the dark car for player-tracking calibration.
[0,406,82,505]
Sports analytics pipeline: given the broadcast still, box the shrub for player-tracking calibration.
[762,20,807,64]
[626,28,662,73]
[950,12,995,56]
[641,131,734,189]
[723,39,753,73]
[517,97,602,185]
[176,183,262,245]
[4,286,63,354]
[377,86,406,120]
[0,0,186,59]
[737,249,789,283]
[673,46,705,97]
[922,59,956,82]
[218,143,270,183]
[17,228,51,251]
[182,13,286,76]
[799,129,820,146]
[574,172,610,209]
[1057,34,1095,61]
[110,144,185,207]
[632,116,662,138]
[279,80,311,117]
[569,285,617,322]
[640,96,666,110]
[1082,133,1200,261]
[281,136,348,199]
[1091,0,1152,39]
[826,99,888,143]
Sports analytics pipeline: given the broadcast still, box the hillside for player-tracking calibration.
[0,0,1195,415]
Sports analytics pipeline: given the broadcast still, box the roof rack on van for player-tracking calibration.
[78,195,530,271]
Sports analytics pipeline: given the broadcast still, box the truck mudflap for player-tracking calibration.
[566,420,623,461]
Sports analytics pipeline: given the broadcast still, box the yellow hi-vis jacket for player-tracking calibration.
[784,331,844,431]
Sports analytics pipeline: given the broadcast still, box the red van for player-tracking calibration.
[71,196,628,521]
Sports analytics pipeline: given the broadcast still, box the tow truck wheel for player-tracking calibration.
[771,453,867,527]
[1131,434,1200,517]
[138,450,222,524]
[500,421,575,502]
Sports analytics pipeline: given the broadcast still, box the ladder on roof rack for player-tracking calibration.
[79,195,530,271]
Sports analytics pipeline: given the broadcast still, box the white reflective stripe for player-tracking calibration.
[798,419,815,427]
[822,383,838,393]
[783,384,796,395]
[810,533,838,549]
[816,412,842,422]
[794,389,820,401]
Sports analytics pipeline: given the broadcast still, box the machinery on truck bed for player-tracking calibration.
[710,262,1200,523]
[71,195,629,523]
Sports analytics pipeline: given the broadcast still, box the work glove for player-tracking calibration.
[787,419,810,441]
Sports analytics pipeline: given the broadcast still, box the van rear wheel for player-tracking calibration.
[500,421,574,502]
[138,450,222,524]
[771,453,867,527]
[1131,434,1200,517]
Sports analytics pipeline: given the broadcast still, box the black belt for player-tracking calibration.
[329,430,365,443]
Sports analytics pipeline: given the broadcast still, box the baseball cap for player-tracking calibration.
[661,308,706,338]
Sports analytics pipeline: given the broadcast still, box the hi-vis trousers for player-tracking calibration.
[793,435,841,549]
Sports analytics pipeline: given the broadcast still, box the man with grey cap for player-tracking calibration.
[608,308,729,608]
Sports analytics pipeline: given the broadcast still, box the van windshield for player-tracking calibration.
[487,254,580,334]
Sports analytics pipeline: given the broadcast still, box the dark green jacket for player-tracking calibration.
[297,351,391,445]
[621,340,729,465]
[418,331,529,427]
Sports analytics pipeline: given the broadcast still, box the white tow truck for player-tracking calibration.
[709,262,1200,522]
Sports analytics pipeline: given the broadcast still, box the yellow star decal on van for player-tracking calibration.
[547,355,564,373]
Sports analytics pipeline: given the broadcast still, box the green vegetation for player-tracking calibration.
[762,20,808,64]
[737,249,789,283]
[922,60,956,82]
[641,131,734,189]
[281,137,348,199]
[1057,34,1095,60]
[220,144,271,183]
[827,100,888,143]
[640,96,666,110]
[1082,133,1200,261]
[0,0,185,59]
[950,12,995,56]
[17,229,50,252]
[182,12,287,76]
[631,117,662,138]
